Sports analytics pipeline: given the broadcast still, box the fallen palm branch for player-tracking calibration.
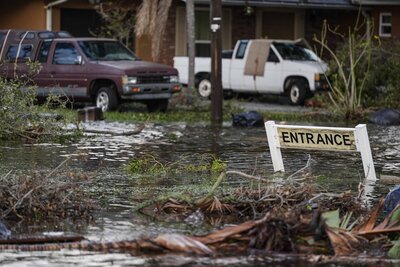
[353,199,400,237]
[1,199,398,262]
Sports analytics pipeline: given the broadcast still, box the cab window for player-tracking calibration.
[267,49,279,63]
[235,41,248,59]
[53,42,80,65]
[38,40,52,63]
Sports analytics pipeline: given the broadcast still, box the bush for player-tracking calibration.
[0,61,73,141]
[313,19,376,119]
[363,39,400,109]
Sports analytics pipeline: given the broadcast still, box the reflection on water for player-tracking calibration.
[0,121,399,265]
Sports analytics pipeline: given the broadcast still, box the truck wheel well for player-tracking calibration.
[195,72,210,87]
[90,79,119,102]
[284,76,309,93]
[90,79,118,98]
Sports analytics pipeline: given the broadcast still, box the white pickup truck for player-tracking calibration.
[174,39,329,105]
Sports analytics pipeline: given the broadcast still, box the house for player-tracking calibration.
[0,0,398,66]
[167,0,400,65]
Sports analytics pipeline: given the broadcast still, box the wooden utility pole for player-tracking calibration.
[210,0,223,126]
[186,0,195,92]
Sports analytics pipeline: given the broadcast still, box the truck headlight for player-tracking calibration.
[122,75,138,84]
[169,75,179,83]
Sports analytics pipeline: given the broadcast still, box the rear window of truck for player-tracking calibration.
[5,44,33,60]
[0,33,4,51]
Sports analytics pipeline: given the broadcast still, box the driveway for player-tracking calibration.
[231,96,315,113]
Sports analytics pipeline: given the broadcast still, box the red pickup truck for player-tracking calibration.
[0,30,181,112]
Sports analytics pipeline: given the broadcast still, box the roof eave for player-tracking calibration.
[352,0,400,5]
[182,0,357,10]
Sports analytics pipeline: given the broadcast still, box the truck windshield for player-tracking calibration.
[273,43,318,61]
[78,41,136,61]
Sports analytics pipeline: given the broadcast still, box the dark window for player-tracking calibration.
[235,41,248,59]
[61,8,102,37]
[195,43,210,58]
[38,31,72,39]
[267,49,279,62]
[222,50,233,59]
[57,31,73,38]
[273,43,315,61]
[53,42,80,65]
[19,32,35,39]
[78,41,136,61]
[38,32,56,39]
[379,13,392,37]
[0,33,5,52]
[38,40,52,63]
[195,10,211,57]
[6,44,33,60]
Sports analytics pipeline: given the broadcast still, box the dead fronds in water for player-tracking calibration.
[138,166,365,228]
[198,196,234,214]
[0,157,95,222]
[0,190,398,263]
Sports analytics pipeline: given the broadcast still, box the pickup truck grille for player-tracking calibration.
[137,76,170,84]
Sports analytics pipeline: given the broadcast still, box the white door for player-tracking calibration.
[255,47,283,94]
[229,40,254,92]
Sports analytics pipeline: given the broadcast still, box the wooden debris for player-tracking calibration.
[154,234,213,255]
[83,123,145,136]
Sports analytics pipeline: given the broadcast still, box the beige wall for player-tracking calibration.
[0,0,95,31]
[0,0,46,29]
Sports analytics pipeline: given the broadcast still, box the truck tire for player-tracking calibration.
[95,87,118,112]
[146,99,169,113]
[197,76,212,98]
[288,79,307,105]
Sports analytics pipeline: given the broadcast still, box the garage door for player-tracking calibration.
[61,8,102,37]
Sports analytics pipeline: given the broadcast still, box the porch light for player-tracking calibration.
[243,5,254,16]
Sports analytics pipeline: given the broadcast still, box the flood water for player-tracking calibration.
[0,120,399,266]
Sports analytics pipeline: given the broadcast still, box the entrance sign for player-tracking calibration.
[265,121,376,181]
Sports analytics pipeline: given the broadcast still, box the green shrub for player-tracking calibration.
[363,39,400,109]
[314,19,377,119]
[0,61,74,141]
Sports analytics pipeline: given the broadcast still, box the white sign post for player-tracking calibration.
[264,121,376,181]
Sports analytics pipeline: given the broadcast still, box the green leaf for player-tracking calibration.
[388,241,400,259]
[389,205,400,224]
[322,209,340,228]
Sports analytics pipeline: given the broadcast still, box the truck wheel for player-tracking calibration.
[197,77,212,98]
[95,87,118,112]
[288,80,307,105]
[146,99,169,113]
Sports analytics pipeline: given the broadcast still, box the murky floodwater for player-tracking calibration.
[0,120,399,266]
